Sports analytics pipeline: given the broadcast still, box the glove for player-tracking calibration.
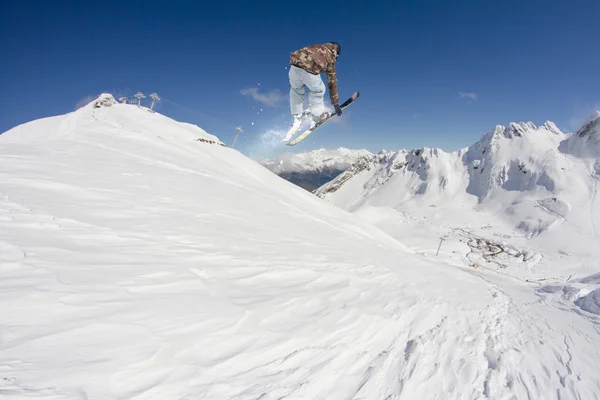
[334,104,342,116]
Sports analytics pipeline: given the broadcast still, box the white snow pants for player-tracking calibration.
[289,65,325,117]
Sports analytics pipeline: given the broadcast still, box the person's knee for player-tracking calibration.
[311,81,325,95]
[309,88,324,97]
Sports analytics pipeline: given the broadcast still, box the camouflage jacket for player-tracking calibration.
[289,43,339,105]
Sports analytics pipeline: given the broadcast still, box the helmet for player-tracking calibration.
[329,42,341,56]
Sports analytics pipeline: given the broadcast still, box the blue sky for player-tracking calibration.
[1,0,599,158]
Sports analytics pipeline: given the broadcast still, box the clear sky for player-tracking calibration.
[1,0,599,158]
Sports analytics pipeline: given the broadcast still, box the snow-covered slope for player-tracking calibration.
[1,96,599,399]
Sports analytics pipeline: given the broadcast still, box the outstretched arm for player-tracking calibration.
[326,62,339,106]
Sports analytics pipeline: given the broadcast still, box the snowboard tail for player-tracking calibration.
[286,91,360,146]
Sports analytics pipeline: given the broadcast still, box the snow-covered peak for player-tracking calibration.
[91,93,117,108]
[463,120,569,200]
[471,120,564,157]
[259,147,373,174]
[542,120,562,135]
[509,121,537,136]
[1,92,224,147]
[486,121,540,142]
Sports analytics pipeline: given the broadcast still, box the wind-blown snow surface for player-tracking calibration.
[1,96,599,399]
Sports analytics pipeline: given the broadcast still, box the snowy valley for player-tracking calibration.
[1,94,599,399]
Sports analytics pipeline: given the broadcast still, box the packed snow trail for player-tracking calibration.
[1,95,599,399]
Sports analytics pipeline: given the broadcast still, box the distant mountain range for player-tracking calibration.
[313,115,600,242]
[257,148,372,191]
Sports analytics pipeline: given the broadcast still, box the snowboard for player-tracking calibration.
[286,91,360,146]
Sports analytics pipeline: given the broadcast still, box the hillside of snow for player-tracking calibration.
[1,95,599,399]
[258,148,373,191]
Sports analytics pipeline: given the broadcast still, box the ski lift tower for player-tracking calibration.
[232,126,243,148]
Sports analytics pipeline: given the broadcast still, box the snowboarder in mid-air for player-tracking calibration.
[282,42,343,142]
